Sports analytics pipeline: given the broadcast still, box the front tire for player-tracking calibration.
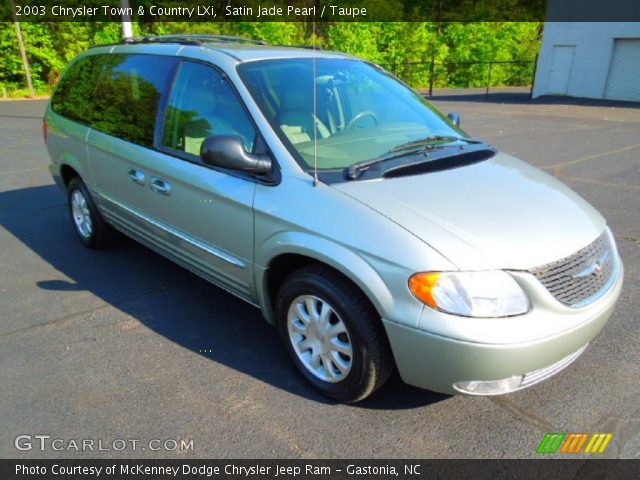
[67,177,114,249]
[276,264,393,403]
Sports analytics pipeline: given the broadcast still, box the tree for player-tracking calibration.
[0,20,541,96]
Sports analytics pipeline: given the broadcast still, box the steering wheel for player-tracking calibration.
[346,111,378,130]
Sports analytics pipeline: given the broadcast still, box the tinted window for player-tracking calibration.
[51,55,102,124]
[92,54,177,147]
[162,61,256,156]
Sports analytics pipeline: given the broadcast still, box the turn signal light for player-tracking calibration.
[408,272,440,308]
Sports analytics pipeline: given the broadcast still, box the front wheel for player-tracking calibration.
[276,264,393,403]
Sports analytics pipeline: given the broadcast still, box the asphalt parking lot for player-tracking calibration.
[1,92,638,459]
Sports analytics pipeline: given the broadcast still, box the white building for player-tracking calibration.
[532,22,640,101]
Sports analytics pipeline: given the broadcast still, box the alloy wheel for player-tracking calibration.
[70,189,93,239]
[287,295,353,383]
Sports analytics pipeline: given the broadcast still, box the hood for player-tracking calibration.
[333,153,605,270]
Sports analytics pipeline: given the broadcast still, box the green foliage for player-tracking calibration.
[442,22,541,87]
[325,23,451,87]
[0,21,119,93]
[324,22,539,88]
[0,20,540,97]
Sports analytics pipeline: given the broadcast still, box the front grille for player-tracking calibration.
[530,231,615,307]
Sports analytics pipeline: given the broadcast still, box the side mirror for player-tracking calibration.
[447,112,461,127]
[201,135,271,175]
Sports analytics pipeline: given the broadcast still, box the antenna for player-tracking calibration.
[312,19,319,187]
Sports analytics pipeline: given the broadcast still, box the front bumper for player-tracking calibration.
[383,262,623,395]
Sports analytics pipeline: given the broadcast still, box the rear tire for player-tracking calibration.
[67,177,115,249]
[276,264,393,403]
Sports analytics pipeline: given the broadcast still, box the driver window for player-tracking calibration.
[162,61,256,157]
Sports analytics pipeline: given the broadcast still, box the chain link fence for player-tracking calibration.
[380,58,538,99]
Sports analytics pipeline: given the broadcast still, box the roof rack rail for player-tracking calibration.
[120,36,199,46]
[120,34,267,46]
[281,44,323,50]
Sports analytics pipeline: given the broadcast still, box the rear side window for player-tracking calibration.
[51,56,101,124]
[92,54,177,147]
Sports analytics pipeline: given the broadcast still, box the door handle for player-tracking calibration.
[127,169,145,185]
[150,177,171,196]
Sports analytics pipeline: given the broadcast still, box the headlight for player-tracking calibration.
[408,271,530,317]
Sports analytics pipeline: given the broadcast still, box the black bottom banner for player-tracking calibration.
[1,459,639,480]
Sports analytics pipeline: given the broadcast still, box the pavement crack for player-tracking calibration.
[0,283,179,338]
[562,177,640,191]
[614,233,640,246]
[488,396,557,432]
[544,143,640,177]
[591,401,640,458]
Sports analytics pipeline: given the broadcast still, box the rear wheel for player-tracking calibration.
[276,264,393,403]
[67,177,115,249]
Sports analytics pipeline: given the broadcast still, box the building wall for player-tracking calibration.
[532,22,640,101]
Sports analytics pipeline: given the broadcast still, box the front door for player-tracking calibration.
[140,60,259,301]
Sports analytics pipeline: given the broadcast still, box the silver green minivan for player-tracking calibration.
[45,35,623,402]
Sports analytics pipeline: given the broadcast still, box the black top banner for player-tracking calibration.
[2,459,640,480]
[2,0,640,22]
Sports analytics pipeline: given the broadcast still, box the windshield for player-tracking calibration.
[237,58,465,172]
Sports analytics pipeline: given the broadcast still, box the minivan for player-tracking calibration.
[44,35,623,402]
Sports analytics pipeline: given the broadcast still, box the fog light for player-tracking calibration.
[453,375,523,395]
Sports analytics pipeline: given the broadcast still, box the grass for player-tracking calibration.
[1,86,51,99]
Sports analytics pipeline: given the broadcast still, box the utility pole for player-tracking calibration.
[428,0,443,97]
[10,0,34,97]
[121,0,133,39]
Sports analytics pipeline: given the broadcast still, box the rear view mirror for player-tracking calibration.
[447,112,461,127]
[201,135,271,175]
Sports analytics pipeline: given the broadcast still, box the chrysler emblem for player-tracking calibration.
[573,251,610,278]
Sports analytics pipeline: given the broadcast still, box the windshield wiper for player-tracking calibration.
[346,136,482,180]
[389,135,481,153]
